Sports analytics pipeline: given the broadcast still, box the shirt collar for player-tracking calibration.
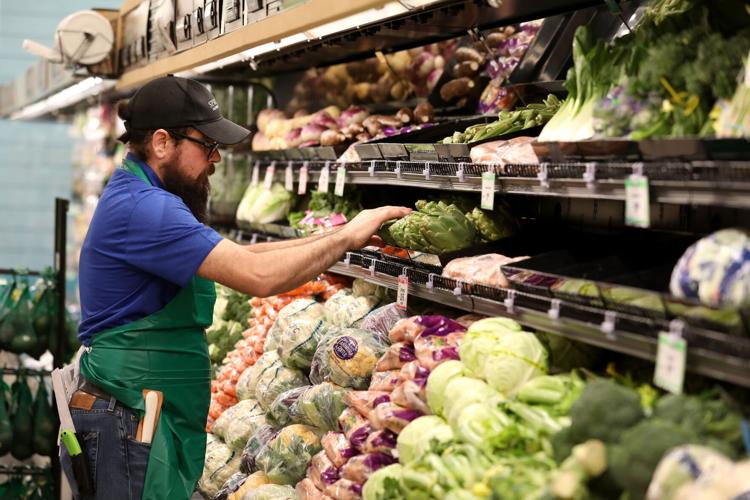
[125,153,165,189]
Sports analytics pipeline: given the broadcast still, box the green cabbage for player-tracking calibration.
[442,377,502,428]
[363,463,402,500]
[397,416,455,465]
[236,182,295,224]
[451,402,511,449]
[483,331,548,396]
[459,318,522,378]
[425,360,468,417]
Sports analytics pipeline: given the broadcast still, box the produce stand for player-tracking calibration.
[6,0,750,499]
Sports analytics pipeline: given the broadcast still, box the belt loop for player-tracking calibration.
[107,395,117,413]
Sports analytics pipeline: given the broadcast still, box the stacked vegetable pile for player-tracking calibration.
[378,198,517,254]
[540,0,750,141]
[288,191,363,236]
[200,280,391,499]
[208,277,346,432]
[207,285,253,370]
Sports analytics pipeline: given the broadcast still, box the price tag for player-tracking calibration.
[625,174,650,228]
[298,163,309,195]
[654,331,687,394]
[396,275,409,310]
[335,165,346,197]
[250,162,259,187]
[263,162,276,190]
[285,162,294,191]
[318,162,330,193]
[250,233,258,245]
[481,171,496,210]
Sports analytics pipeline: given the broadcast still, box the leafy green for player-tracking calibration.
[425,360,468,417]
[397,416,455,465]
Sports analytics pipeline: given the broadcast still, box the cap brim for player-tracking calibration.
[195,117,250,145]
[117,131,130,143]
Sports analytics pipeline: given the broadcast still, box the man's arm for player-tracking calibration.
[243,231,336,253]
[198,206,409,297]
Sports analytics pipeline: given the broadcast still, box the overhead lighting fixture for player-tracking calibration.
[10,77,114,120]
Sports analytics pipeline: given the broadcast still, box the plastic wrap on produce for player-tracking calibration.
[387,317,425,344]
[277,317,328,371]
[374,342,416,372]
[255,361,309,410]
[469,136,538,166]
[240,484,298,500]
[368,402,423,434]
[338,408,372,450]
[360,304,408,344]
[199,436,242,499]
[391,379,430,415]
[212,471,247,500]
[241,425,279,474]
[297,382,350,432]
[221,470,272,500]
[309,450,341,491]
[223,399,268,450]
[323,290,381,328]
[309,327,388,389]
[340,453,397,484]
[321,432,356,468]
[256,424,323,485]
[368,370,401,392]
[324,478,362,500]
[266,386,309,429]
[266,299,325,353]
[237,352,281,401]
[442,253,529,288]
[296,478,333,500]
[412,317,465,371]
[344,391,391,419]
[360,429,398,455]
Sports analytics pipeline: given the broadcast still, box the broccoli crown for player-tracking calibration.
[223,291,252,323]
[567,379,645,445]
[608,418,696,500]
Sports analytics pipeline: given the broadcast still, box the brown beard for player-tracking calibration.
[161,154,210,222]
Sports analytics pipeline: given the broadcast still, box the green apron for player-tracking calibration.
[80,159,216,500]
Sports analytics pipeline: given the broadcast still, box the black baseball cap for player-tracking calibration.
[118,75,250,145]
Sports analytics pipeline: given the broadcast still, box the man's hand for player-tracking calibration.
[341,206,412,249]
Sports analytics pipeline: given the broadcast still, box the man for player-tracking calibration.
[64,75,409,500]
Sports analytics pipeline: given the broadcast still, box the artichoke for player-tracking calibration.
[381,200,477,254]
[465,207,516,242]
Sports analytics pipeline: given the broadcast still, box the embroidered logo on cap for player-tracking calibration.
[208,98,218,111]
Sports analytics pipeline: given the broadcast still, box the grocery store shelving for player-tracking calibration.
[250,159,750,209]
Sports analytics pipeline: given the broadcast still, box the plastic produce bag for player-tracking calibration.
[31,376,57,456]
[296,382,349,432]
[30,270,57,357]
[374,343,415,372]
[0,277,38,353]
[224,399,268,450]
[309,327,388,389]
[10,376,33,460]
[0,382,12,456]
[360,429,398,455]
[240,484,298,500]
[214,399,256,440]
[212,471,247,500]
[321,432,356,468]
[256,363,309,410]
[237,352,281,401]
[199,436,242,499]
[340,453,397,484]
[266,299,325,354]
[387,317,425,344]
[412,316,466,370]
[368,370,400,392]
[296,478,333,500]
[360,304,407,344]
[352,280,387,300]
[338,408,372,450]
[344,391,391,419]
[323,291,380,328]
[324,479,362,500]
[256,424,322,485]
[368,403,423,434]
[227,471,272,500]
[391,380,430,415]
[309,450,340,492]
[267,386,309,429]
[277,317,328,371]
[442,254,529,287]
[241,425,278,474]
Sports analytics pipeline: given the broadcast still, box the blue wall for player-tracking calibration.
[0,0,120,269]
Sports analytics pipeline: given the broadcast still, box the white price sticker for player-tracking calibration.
[625,175,650,228]
[334,166,346,197]
[481,171,496,210]
[250,162,260,187]
[318,163,330,193]
[285,163,294,191]
[654,331,687,394]
[298,164,309,195]
[263,164,275,190]
[396,275,409,311]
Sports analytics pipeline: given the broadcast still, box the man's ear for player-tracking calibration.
[150,129,173,160]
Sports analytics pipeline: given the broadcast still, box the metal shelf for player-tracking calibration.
[328,260,750,389]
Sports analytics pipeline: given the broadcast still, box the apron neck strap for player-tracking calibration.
[122,158,154,186]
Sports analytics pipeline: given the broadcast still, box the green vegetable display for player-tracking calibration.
[0,382,11,456]
[440,95,561,144]
[31,378,56,456]
[397,416,455,465]
[256,424,322,485]
[11,377,34,460]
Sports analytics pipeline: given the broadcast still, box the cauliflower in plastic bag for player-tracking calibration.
[237,352,282,401]
[278,317,328,371]
[324,291,381,328]
[241,425,279,474]
[198,435,242,499]
[256,424,323,485]
[267,299,325,353]
[241,483,299,500]
[266,386,309,429]
[352,279,387,300]
[255,362,309,410]
[224,399,267,450]
[296,382,350,431]
[360,304,408,345]
[309,327,388,389]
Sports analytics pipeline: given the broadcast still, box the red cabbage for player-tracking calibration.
[415,316,466,337]
[399,345,416,362]
[351,483,363,495]
[370,430,398,449]
[321,467,340,485]
[393,409,424,422]
[433,346,460,362]
[349,424,373,449]
[373,394,391,407]
[363,452,397,470]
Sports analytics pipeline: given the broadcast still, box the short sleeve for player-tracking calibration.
[124,191,223,286]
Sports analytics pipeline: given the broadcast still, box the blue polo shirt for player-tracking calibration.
[77,154,223,345]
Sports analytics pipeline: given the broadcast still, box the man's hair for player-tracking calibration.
[117,100,188,160]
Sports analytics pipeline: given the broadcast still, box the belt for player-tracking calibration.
[69,378,113,411]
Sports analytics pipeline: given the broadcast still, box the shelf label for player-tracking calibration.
[251,162,260,187]
[481,172,495,210]
[396,275,409,311]
[654,331,687,394]
[285,162,294,191]
[298,163,309,195]
[263,162,276,190]
[625,175,650,228]
[335,165,346,197]
[318,163,330,193]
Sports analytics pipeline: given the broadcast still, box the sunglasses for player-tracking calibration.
[168,130,219,159]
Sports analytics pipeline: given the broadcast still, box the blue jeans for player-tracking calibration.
[60,396,151,500]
